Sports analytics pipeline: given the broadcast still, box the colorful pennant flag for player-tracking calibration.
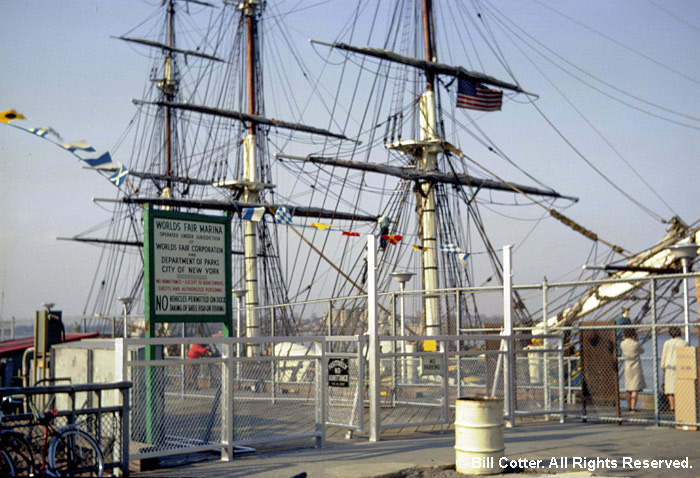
[381,234,403,245]
[0,109,26,124]
[27,126,61,140]
[342,231,360,237]
[242,207,265,222]
[274,206,292,225]
[109,164,129,187]
[412,245,427,252]
[457,78,502,112]
[83,151,115,169]
[440,242,462,254]
[311,222,331,231]
[459,253,470,267]
[60,140,96,153]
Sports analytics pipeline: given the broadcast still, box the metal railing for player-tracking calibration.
[114,331,567,460]
[12,265,691,459]
[116,336,336,461]
[0,381,131,475]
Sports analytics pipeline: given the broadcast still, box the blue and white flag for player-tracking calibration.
[109,164,129,187]
[274,206,292,225]
[459,253,470,267]
[60,140,95,153]
[83,151,115,169]
[242,207,265,222]
[27,126,61,140]
[440,242,462,254]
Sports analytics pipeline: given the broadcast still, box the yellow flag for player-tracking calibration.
[0,109,26,124]
[311,222,331,231]
[412,244,427,252]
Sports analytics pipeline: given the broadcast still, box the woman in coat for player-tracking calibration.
[661,326,688,411]
[620,329,645,412]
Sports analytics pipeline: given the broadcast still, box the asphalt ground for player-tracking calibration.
[130,421,700,478]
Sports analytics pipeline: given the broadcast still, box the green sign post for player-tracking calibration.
[143,205,232,443]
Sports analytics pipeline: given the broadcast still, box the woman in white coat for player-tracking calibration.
[620,328,645,412]
[661,326,688,411]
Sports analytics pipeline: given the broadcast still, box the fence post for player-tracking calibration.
[221,342,234,460]
[367,235,381,442]
[558,336,565,423]
[442,340,449,423]
[114,338,127,409]
[391,292,397,403]
[542,278,550,414]
[272,308,277,404]
[456,291,462,399]
[359,335,367,433]
[316,341,327,448]
[181,325,186,399]
[328,300,333,337]
[651,279,660,426]
[121,385,130,476]
[502,245,515,427]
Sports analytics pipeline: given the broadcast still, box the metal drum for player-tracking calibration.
[454,397,504,475]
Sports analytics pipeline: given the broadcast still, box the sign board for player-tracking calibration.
[328,357,350,387]
[144,207,232,328]
[420,356,442,376]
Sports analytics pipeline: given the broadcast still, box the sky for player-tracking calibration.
[1,0,700,323]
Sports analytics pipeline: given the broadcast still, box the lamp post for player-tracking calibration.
[391,272,413,383]
[669,243,699,342]
[232,289,248,364]
[117,297,133,338]
[391,272,414,340]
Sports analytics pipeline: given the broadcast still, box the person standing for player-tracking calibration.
[620,329,645,412]
[614,306,631,356]
[187,343,210,390]
[661,326,688,411]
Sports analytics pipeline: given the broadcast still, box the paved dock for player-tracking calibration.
[130,421,700,478]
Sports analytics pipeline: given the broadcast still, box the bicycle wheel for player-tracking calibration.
[48,428,104,477]
[0,430,34,477]
[0,447,15,476]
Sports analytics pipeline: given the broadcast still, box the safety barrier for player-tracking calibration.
[96,264,700,457]
[0,381,131,475]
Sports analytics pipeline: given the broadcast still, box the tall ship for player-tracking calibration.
[7,0,698,339]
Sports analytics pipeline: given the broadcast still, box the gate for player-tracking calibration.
[117,336,328,461]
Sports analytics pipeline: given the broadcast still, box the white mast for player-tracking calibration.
[242,0,261,355]
[419,0,441,336]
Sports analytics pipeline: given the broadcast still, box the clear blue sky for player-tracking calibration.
[1,0,699,321]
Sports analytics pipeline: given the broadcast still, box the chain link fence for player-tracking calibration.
[99,271,700,458]
[121,336,329,461]
[0,382,130,475]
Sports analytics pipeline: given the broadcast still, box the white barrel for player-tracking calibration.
[454,397,504,475]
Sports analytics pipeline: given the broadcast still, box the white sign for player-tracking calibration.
[152,216,227,316]
[421,356,443,376]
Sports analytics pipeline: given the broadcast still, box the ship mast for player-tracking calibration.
[418,0,441,336]
[162,0,177,197]
[241,0,261,355]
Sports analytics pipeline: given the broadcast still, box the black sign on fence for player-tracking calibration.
[328,357,350,388]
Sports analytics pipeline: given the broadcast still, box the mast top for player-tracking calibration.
[236,0,263,16]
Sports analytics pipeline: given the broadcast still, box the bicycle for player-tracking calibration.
[0,408,35,477]
[0,396,104,477]
[0,446,15,476]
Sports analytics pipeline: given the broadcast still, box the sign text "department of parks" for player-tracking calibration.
[152,217,227,316]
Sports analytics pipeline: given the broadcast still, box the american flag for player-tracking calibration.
[457,78,502,112]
